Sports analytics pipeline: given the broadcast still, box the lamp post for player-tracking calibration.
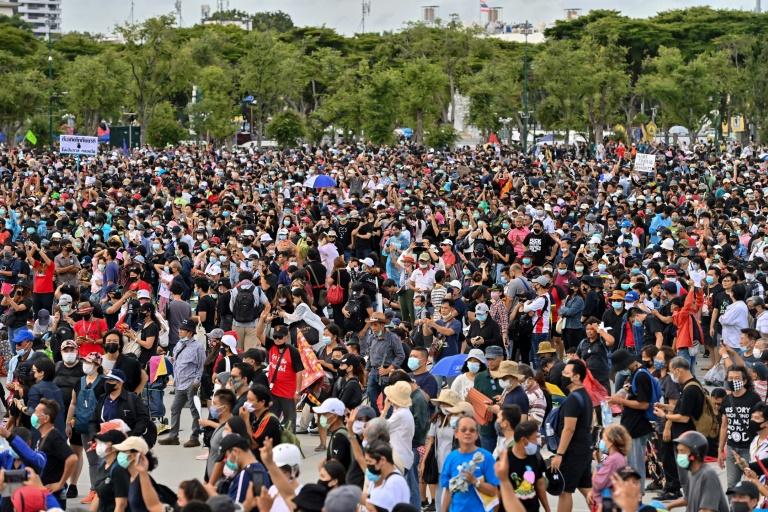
[521,19,530,153]
[498,116,513,145]
[48,55,53,147]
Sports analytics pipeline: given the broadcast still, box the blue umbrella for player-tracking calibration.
[303,175,337,189]
[430,353,468,378]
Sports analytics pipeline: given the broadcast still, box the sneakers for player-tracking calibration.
[80,490,97,504]
[184,438,201,448]
[156,421,170,435]
[158,436,180,446]
[66,484,78,499]
[314,444,326,453]
[657,491,681,501]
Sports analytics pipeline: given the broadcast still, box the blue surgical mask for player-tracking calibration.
[225,459,239,472]
[598,440,609,454]
[320,335,331,347]
[621,283,631,290]
[365,469,381,483]
[407,357,420,371]
[653,360,665,371]
[449,416,459,429]
[467,362,481,374]
[117,452,131,469]
[524,442,539,456]
[16,348,26,357]
[612,301,624,310]
[209,406,220,420]
[522,258,532,265]
[705,276,715,284]
[476,313,487,322]
[598,263,607,272]
[633,320,643,327]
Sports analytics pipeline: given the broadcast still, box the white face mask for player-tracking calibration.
[101,358,115,371]
[352,420,366,436]
[755,349,763,359]
[95,441,108,458]
[82,363,96,375]
[62,352,78,365]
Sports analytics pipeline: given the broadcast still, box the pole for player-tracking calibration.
[128,123,132,151]
[522,20,529,154]
[47,25,52,148]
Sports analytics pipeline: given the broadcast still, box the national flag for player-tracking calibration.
[480,0,490,12]
[24,130,37,145]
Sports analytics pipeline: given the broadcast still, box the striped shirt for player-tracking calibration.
[430,285,448,309]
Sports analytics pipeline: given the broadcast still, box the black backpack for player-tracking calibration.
[233,288,260,323]
[124,392,158,448]
[49,322,75,362]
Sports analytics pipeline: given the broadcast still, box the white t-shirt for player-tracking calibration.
[387,407,415,470]
[368,471,410,512]
[269,483,302,512]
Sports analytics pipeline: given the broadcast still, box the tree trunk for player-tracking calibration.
[415,110,424,144]
[449,74,456,123]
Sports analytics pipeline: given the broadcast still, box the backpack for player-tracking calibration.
[233,287,261,324]
[543,390,585,452]
[268,414,304,457]
[683,380,719,439]
[75,375,104,433]
[124,391,158,448]
[630,368,663,422]
[51,322,75,362]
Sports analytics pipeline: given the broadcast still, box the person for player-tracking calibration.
[241,384,282,458]
[408,346,439,400]
[313,398,351,468]
[218,433,271,506]
[575,317,614,392]
[112,436,167,512]
[608,348,655,492]
[18,357,66,434]
[726,481,761,512]
[653,346,684,501]
[518,275,552,367]
[665,431,728,512]
[259,440,304,512]
[100,330,144,394]
[265,325,304,432]
[383,380,416,497]
[491,361,530,421]
[73,301,109,356]
[505,420,549,512]
[333,353,365,410]
[550,359,593,512]
[450,349,487,401]
[177,479,209,508]
[203,388,236,481]
[159,318,205,446]
[229,362,255,414]
[90,428,129,512]
[32,398,77,508]
[230,271,269,350]
[439,415,499,512]
[2,280,32,356]
[366,441,411,512]
[365,312,405,415]
[590,424,631,510]
[517,363,546,426]
[717,364,761,488]
[473,345,505,451]
[559,278,585,352]
[90,369,150,439]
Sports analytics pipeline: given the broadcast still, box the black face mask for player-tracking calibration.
[104,343,119,354]
[105,381,118,394]
[317,479,331,489]
[749,420,765,436]
[642,360,653,369]
[81,313,91,320]
[219,347,227,355]
[560,376,572,389]
[367,463,381,475]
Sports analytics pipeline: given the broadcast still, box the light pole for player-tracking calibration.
[48,55,53,147]
[498,116,513,145]
[122,111,137,150]
[521,19,530,153]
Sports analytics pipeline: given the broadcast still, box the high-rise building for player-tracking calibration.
[0,1,16,17]
[14,0,62,38]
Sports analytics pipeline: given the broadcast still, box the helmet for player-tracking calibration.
[620,220,632,228]
[272,443,302,468]
[673,431,708,461]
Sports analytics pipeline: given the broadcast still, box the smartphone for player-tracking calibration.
[3,470,26,483]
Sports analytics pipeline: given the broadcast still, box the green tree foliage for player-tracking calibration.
[147,101,184,146]
[251,11,294,33]
[267,110,305,147]
[188,65,238,144]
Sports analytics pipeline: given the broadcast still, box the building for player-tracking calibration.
[0,1,16,17]
[14,0,62,38]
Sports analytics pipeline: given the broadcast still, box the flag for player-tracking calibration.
[480,0,490,12]
[24,130,37,145]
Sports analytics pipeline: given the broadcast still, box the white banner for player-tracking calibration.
[634,152,655,173]
[59,135,98,156]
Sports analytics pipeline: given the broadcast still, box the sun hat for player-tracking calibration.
[466,348,488,366]
[536,341,557,355]
[430,389,460,407]
[384,381,413,408]
[445,401,475,416]
[491,360,524,380]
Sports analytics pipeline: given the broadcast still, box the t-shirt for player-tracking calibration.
[167,299,192,348]
[621,369,653,438]
[559,388,593,456]
[228,462,271,504]
[576,338,611,386]
[435,318,462,359]
[327,427,351,468]
[267,344,304,399]
[440,448,500,512]
[503,385,531,415]
[196,294,217,333]
[506,448,546,512]
[74,317,109,356]
[671,378,705,438]
[113,354,143,393]
[523,232,554,266]
[414,372,439,400]
[250,410,282,460]
[32,260,55,294]
[139,322,160,366]
[95,461,130,512]
[368,471,411,512]
[721,390,762,448]
[35,428,73,486]
[682,463,729,512]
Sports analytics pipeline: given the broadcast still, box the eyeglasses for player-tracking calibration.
[458,428,477,433]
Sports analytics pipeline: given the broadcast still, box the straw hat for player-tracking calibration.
[384,381,412,408]
[431,389,460,407]
[445,401,475,416]
[536,341,557,355]
[491,360,524,380]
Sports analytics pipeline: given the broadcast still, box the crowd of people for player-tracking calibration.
[0,138,767,512]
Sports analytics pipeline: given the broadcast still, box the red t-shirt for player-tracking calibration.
[267,345,302,399]
[32,260,55,294]
[74,317,108,356]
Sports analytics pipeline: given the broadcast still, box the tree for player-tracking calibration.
[251,11,294,33]
[146,101,184,146]
[0,69,46,146]
[398,58,449,144]
[267,110,304,147]
[187,65,238,144]
[361,67,400,144]
[464,57,522,139]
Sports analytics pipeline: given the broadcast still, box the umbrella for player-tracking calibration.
[303,175,337,189]
[430,353,468,378]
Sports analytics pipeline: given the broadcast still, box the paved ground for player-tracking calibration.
[62,360,730,511]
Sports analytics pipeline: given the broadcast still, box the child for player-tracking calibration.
[146,348,173,434]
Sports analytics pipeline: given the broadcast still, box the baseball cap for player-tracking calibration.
[220,334,237,352]
[361,257,375,267]
[207,328,225,339]
[58,294,73,306]
[113,436,149,455]
[180,318,197,331]
[136,289,151,300]
[313,398,346,416]
[106,369,127,383]
[12,329,34,345]
[61,339,78,351]
[324,485,363,512]
[218,434,250,459]
[624,291,640,302]
[475,303,489,315]
[273,325,289,338]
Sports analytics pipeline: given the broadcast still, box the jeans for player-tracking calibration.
[480,433,497,452]
[270,396,297,432]
[367,369,385,416]
[677,348,697,370]
[168,383,201,439]
[405,447,421,508]
[660,438,680,494]
[529,333,550,369]
[81,433,100,490]
[629,434,650,492]
[726,445,751,489]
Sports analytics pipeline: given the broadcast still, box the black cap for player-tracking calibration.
[292,484,327,512]
[728,481,760,499]
[617,466,641,480]
[273,325,289,339]
[610,349,639,372]
[217,434,250,461]
[180,318,197,331]
[545,467,564,496]
[341,353,362,368]
[94,429,127,445]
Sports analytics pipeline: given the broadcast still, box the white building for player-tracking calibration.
[0,1,15,17]
[14,0,61,38]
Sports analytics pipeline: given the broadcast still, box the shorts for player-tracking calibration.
[69,428,83,446]
[560,452,592,493]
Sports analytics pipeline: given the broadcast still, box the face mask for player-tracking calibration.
[612,301,624,310]
[243,402,255,413]
[524,442,539,456]
[97,264,106,272]
[633,320,643,327]
[117,452,131,469]
[746,273,756,281]
[30,414,40,430]
[95,442,109,459]
[476,313,487,322]
[499,379,512,389]
[219,255,228,263]
[104,343,119,354]
[676,453,690,469]
[575,265,584,273]
[705,276,715,284]
[467,362,481,374]
[210,405,220,420]
[755,349,763,359]
[62,352,77,364]
[105,381,118,394]
[462,268,471,276]
[621,283,631,290]
[502,222,510,230]
[598,263,607,272]
[730,380,745,392]
[320,335,332,347]
[407,357,420,371]
[319,416,331,429]
[60,305,70,314]
[222,462,237,478]
[560,375,572,389]
[152,243,161,251]
[16,348,27,358]
[522,258,532,265]
[225,459,239,472]
[558,269,568,275]
[365,469,381,483]
[670,371,679,384]
[653,360,665,371]
[352,420,365,436]
[598,440,608,454]
[449,416,459,429]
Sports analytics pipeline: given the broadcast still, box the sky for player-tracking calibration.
[62,0,758,35]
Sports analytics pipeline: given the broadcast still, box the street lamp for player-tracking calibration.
[521,20,531,153]
[122,111,137,150]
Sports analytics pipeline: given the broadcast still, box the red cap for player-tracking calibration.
[12,487,48,512]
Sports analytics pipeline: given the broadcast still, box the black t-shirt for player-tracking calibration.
[345,293,372,332]
[7,297,33,328]
[506,448,546,512]
[139,322,160,366]
[621,368,653,437]
[334,221,355,251]
[713,292,732,333]
[216,290,232,325]
[559,387,593,456]
[671,378,705,438]
[114,354,142,392]
[354,222,374,252]
[576,338,610,385]
[336,377,363,410]
[197,295,217,333]
[523,232,554,266]
[721,390,762,448]
[327,427,351,468]
[250,410,282,462]
[36,428,74,485]
[95,461,131,512]
[643,316,664,347]
[53,361,84,411]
